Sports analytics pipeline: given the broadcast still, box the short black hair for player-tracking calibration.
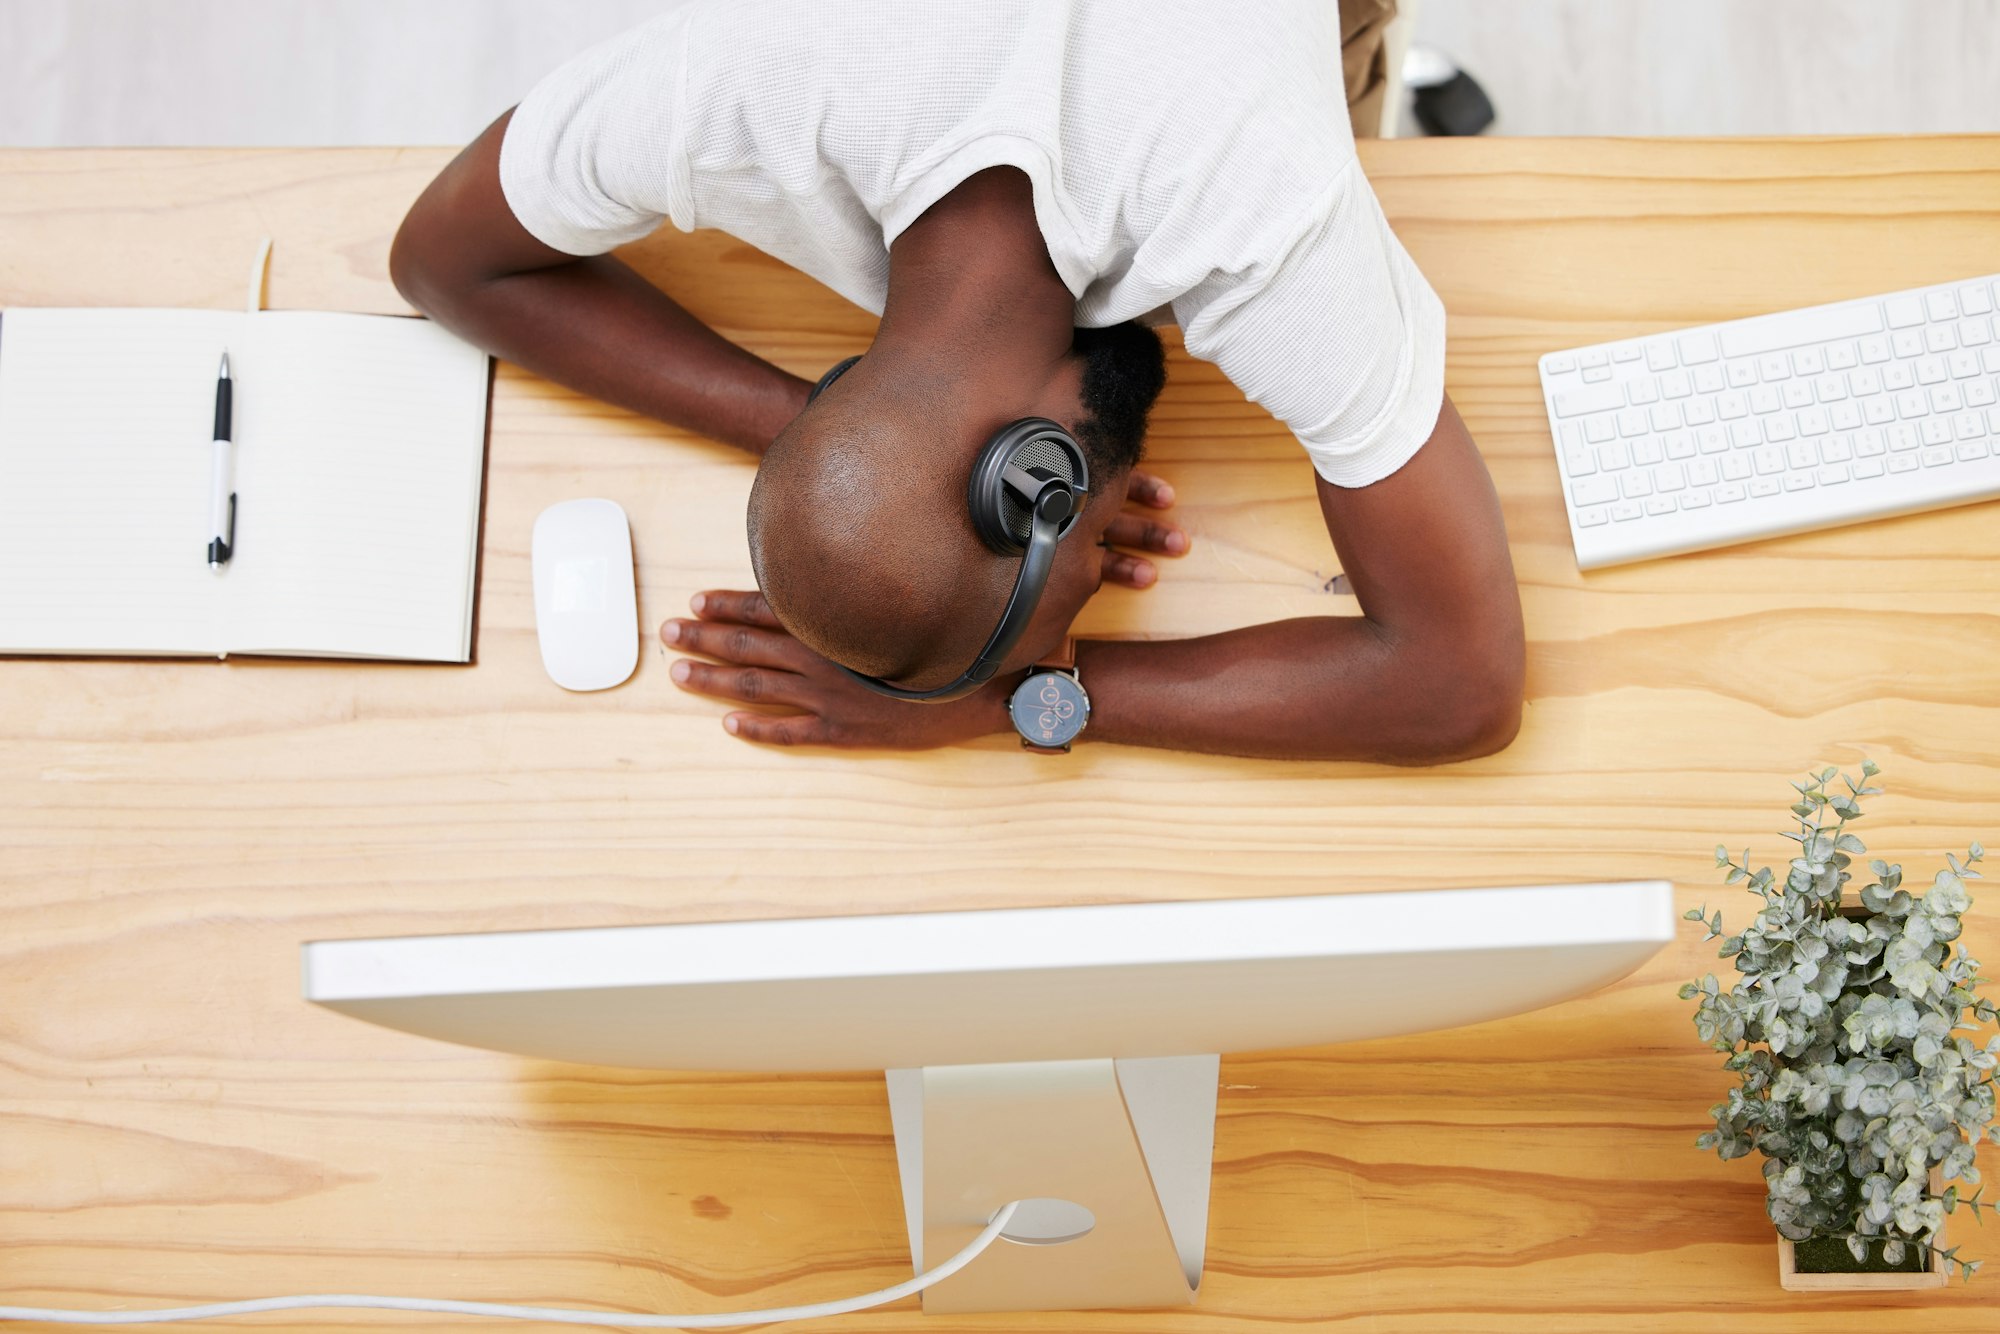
[1070,322,1166,486]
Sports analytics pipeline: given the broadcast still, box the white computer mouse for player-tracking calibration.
[531,498,639,691]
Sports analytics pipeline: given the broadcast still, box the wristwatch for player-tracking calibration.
[1007,636,1090,753]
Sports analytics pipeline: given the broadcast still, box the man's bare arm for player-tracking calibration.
[1076,395,1525,762]
[390,111,810,454]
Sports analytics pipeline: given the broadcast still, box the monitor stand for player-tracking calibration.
[885,1053,1219,1314]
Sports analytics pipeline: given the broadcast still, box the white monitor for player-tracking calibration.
[303,881,1673,1314]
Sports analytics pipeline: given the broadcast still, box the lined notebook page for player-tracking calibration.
[0,308,241,654]
[227,312,489,662]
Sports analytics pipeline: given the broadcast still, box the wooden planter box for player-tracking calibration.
[1776,1169,1950,1291]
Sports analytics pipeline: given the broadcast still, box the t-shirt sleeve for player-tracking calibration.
[1174,162,1447,489]
[498,12,693,257]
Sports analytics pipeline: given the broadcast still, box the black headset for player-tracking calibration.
[802,355,1089,703]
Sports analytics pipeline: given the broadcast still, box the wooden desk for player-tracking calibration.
[3,138,1997,1332]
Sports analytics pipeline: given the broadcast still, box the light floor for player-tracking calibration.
[2,0,1997,146]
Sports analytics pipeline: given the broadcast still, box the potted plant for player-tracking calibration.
[1682,763,2000,1288]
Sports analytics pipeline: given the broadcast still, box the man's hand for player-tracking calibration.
[662,592,1009,748]
[1098,469,1189,589]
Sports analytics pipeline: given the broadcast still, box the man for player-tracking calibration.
[391,0,1524,761]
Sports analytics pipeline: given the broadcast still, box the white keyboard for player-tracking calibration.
[1538,273,2000,569]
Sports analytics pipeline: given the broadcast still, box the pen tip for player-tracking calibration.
[219,351,231,378]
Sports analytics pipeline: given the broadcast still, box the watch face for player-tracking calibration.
[1010,670,1090,748]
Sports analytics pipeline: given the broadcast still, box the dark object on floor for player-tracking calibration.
[1791,1234,1929,1275]
[1413,69,1495,136]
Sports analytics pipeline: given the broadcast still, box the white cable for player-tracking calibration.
[0,1202,1018,1328]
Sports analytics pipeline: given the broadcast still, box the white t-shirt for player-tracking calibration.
[499,0,1447,486]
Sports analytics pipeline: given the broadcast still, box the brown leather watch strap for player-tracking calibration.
[1037,634,1077,673]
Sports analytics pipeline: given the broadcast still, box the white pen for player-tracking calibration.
[208,351,236,570]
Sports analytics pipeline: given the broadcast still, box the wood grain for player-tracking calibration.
[2,138,1998,1331]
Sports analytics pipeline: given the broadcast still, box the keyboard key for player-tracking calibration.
[1680,490,1712,510]
[1863,396,1896,425]
[1621,472,1653,498]
[1556,384,1626,416]
[1654,462,1687,492]
[1576,505,1608,527]
[1798,407,1830,435]
[1854,459,1885,480]
[1690,458,1720,486]
[1750,385,1782,413]
[1731,420,1763,448]
[1989,406,2000,431]
[1633,437,1665,466]
[1572,476,1618,506]
[1627,378,1660,405]
[1968,380,1996,408]
[1886,295,1926,328]
[1826,342,1859,370]
[1792,348,1825,375]
[1855,429,1886,456]
[1786,440,1818,470]
[1817,464,1851,486]
[1931,384,1964,413]
[1888,423,1920,451]
[1927,290,1959,321]
[1765,414,1798,442]
[1660,370,1693,399]
[1650,403,1681,431]
[1726,360,1759,387]
[1751,477,1782,498]
[1956,412,1984,440]
[1964,320,1993,347]
[1665,432,1695,460]
[1926,324,1957,353]
[1986,346,2000,373]
[1783,381,1814,409]
[1752,446,1786,475]
[1721,455,1752,481]
[1645,496,1676,517]
[1716,482,1748,503]
[1723,302,1882,357]
[1784,474,1816,493]
[1646,342,1676,371]
[1814,374,1848,402]
[1678,333,1720,364]
[1618,408,1649,437]
[1884,362,1916,391]
[1957,439,1991,461]
[1693,364,1726,393]
[1759,353,1791,381]
[1581,348,1610,368]
[1597,440,1631,469]
[1949,349,1980,378]
[1888,454,1919,474]
[1585,416,1615,443]
[1683,398,1717,425]
[1922,418,1953,445]
[1611,343,1644,363]
[1718,390,1749,419]
[1697,425,1728,453]
[1820,437,1851,463]
[1563,444,1596,476]
[1830,403,1861,430]
[1858,334,1891,364]
[1963,285,1994,316]
[1921,445,1954,466]
[1848,367,1882,395]
[1916,356,1948,385]
[1544,353,1577,374]
[1893,329,1925,358]
[1897,389,1930,419]
[1583,365,1613,383]
[1610,499,1643,522]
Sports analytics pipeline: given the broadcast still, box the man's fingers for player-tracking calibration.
[1103,511,1190,555]
[669,658,815,708]
[1127,471,1176,509]
[689,588,784,627]
[660,617,808,669]
[1101,550,1157,589]
[724,711,831,747]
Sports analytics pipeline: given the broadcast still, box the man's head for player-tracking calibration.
[748,320,1166,692]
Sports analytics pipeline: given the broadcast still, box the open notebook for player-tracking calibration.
[0,308,490,662]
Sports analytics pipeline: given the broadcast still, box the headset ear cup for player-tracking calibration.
[967,419,1089,554]
[807,355,863,404]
